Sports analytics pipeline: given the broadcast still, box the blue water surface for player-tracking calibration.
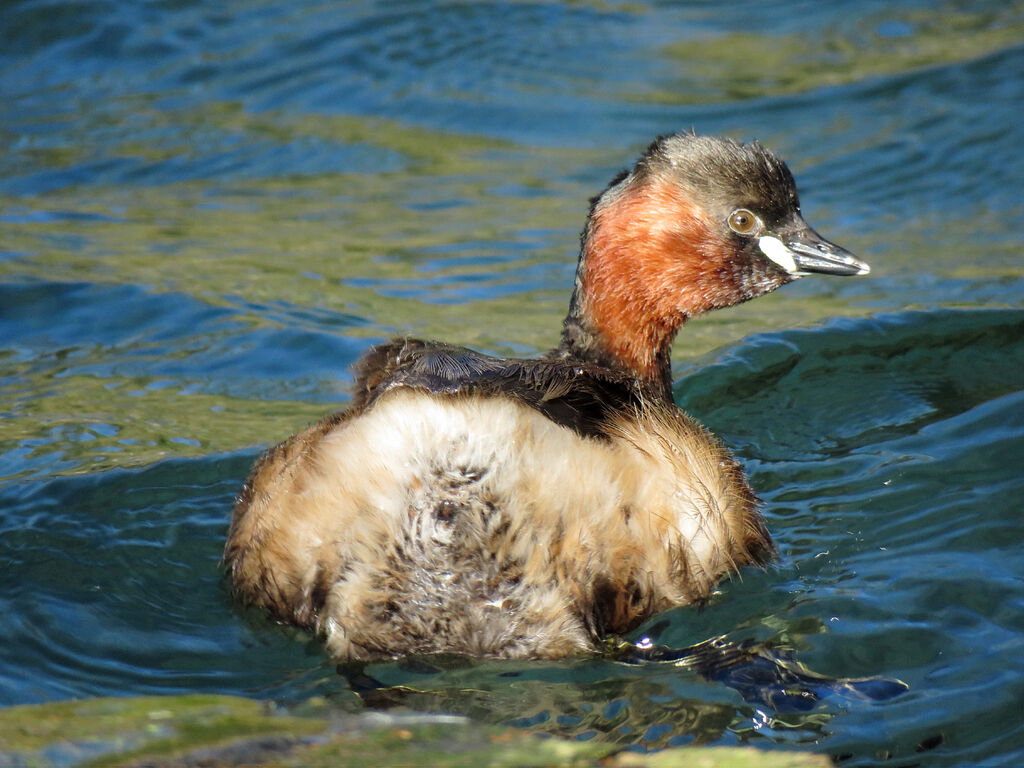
[1,1,1023,765]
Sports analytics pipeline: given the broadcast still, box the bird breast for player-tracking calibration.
[226,389,766,660]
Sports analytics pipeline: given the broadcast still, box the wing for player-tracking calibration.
[350,337,646,440]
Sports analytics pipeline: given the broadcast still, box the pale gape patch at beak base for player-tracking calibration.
[758,236,803,276]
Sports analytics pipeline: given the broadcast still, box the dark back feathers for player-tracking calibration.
[351,338,654,440]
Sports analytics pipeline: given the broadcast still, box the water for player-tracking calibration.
[1,0,1022,764]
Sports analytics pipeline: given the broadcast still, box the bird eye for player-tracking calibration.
[728,209,760,235]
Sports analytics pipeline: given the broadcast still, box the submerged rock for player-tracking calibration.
[0,693,831,767]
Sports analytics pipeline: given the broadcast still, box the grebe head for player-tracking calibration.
[559,133,870,397]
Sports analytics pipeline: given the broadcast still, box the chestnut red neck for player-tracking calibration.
[556,176,770,400]
[553,133,867,400]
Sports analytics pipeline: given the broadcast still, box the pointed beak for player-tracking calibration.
[758,224,870,277]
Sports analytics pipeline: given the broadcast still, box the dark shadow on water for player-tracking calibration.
[336,636,907,750]
[677,307,1024,461]
[616,636,908,712]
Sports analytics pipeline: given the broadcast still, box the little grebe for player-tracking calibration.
[225,133,869,661]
